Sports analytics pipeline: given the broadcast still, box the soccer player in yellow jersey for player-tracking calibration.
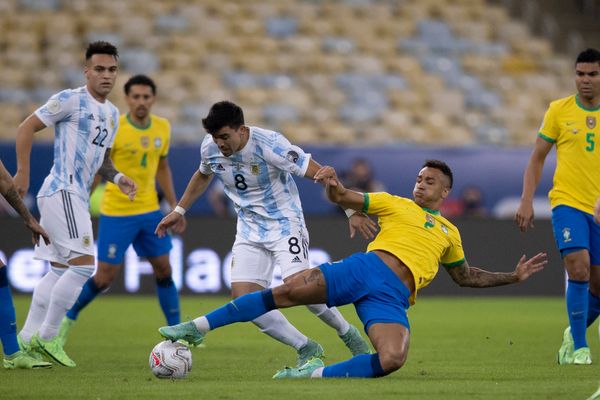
[159,160,547,379]
[60,75,186,342]
[516,48,600,366]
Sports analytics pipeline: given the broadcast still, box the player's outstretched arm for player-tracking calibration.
[14,114,47,197]
[155,171,213,237]
[446,253,547,288]
[156,158,186,234]
[515,138,553,232]
[0,160,50,246]
[314,166,364,210]
[594,196,600,224]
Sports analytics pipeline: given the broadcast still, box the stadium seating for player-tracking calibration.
[0,0,575,145]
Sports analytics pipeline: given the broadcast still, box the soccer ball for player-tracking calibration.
[149,340,192,379]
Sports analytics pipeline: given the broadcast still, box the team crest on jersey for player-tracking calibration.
[286,151,299,164]
[562,228,572,243]
[140,136,149,148]
[154,138,162,149]
[110,118,115,129]
[82,235,92,248]
[587,116,596,129]
[441,224,449,235]
[251,164,260,175]
[424,214,435,229]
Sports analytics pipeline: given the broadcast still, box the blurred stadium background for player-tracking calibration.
[0,0,598,295]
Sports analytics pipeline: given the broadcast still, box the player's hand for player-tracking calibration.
[13,171,29,198]
[594,197,600,224]
[155,212,183,238]
[171,214,187,234]
[515,200,534,232]
[348,212,378,239]
[117,175,137,201]
[313,166,340,187]
[24,217,50,246]
[514,252,547,282]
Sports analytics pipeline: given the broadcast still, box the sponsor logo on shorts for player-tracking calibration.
[291,256,302,263]
[562,227,572,243]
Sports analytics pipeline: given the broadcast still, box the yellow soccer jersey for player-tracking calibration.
[364,192,465,304]
[101,114,170,216]
[539,95,600,214]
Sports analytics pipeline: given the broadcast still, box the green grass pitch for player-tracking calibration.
[3,295,599,399]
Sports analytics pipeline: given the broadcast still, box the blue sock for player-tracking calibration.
[322,353,387,378]
[566,279,589,349]
[66,278,102,321]
[156,276,180,325]
[586,291,600,328]
[0,267,19,356]
[206,289,276,330]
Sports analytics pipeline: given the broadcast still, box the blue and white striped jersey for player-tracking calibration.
[200,126,311,243]
[35,86,119,202]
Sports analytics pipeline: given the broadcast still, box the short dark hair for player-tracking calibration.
[85,41,119,61]
[575,48,600,65]
[423,159,453,188]
[202,101,245,134]
[124,74,156,95]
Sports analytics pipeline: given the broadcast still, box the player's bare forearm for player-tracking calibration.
[447,253,547,288]
[156,158,178,209]
[96,150,119,182]
[178,171,213,209]
[520,138,552,201]
[3,185,34,222]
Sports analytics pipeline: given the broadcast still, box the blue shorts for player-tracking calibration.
[97,210,172,264]
[551,205,600,265]
[319,252,411,333]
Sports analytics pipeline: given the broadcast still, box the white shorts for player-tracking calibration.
[231,224,310,287]
[34,191,95,265]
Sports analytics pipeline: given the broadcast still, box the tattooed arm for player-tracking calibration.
[96,150,137,201]
[446,253,547,288]
[0,160,50,245]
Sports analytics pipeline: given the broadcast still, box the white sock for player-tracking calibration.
[192,317,210,333]
[20,267,65,342]
[305,304,350,335]
[311,367,324,378]
[39,266,93,340]
[253,310,309,350]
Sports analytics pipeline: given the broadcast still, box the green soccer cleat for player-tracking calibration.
[3,351,52,369]
[58,317,76,347]
[557,327,574,365]
[159,321,205,347]
[296,339,324,367]
[18,335,48,362]
[573,347,592,365]
[340,325,371,356]
[273,357,325,379]
[32,334,76,367]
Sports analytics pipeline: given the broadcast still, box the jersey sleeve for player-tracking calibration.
[538,103,559,143]
[198,137,213,175]
[34,90,75,127]
[161,120,171,158]
[362,192,396,215]
[263,132,311,177]
[441,229,466,268]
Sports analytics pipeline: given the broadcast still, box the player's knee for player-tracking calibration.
[93,265,118,289]
[378,349,407,372]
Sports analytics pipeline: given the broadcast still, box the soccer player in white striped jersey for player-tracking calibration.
[12,41,137,367]
[156,101,373,368]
